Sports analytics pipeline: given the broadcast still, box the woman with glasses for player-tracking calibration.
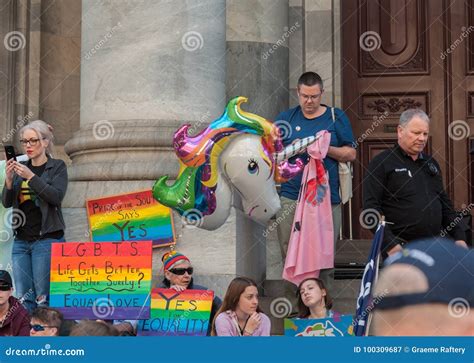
[2,120,68,313]
[211,277,271,336]
[158,250,222,335]
[296,277,335,319]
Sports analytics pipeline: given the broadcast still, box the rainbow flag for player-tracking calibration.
[137,288,214,336]
[50,241,153,319]
[87,190,175,248]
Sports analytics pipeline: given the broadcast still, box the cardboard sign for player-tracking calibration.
[284,314,354,337]
[137,288,214,336]
[86,190,175,248]
[50,241,153,319]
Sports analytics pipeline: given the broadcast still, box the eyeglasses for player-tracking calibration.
[0,285,11,291]
[30,324,55,332]
[298,93,322,101]
[169,267,194,275]
[19,138,45,146]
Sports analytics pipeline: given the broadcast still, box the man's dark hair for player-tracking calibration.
[31,307,63,330]
[69,321,119,336]
[297,72,324,89]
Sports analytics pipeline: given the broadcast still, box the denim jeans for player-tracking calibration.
[12,236,65,313]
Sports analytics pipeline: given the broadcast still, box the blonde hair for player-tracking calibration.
[19,120,55,156]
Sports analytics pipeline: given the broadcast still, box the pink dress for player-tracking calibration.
[283,130,334,286]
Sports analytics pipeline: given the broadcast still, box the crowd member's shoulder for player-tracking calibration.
[368,147,393,167]
[259,311,271,323]
[156,280,167,288]
[188,283,217,298]
[274,105,300,122]
[49,157,67,169]
[332,107,347,118]
[8,296,27,316]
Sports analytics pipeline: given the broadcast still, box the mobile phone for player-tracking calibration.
[4,145,17,161]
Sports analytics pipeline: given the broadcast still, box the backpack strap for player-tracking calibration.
[331,107,336,122]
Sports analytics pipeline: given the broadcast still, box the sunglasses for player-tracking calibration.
[30,324,56,332]
[169,267,193,275]
[0,285,12,291]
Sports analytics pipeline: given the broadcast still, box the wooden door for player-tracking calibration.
[342,0,473,239]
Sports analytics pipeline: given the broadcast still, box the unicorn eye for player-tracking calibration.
[248,159,259,175]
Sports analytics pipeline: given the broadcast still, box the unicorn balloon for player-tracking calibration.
[153,97,318,230]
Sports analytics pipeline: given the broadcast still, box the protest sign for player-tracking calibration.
[50,241,152,319]
[138,288,214,336]
[284,314,354,337]
[87,190,175,248]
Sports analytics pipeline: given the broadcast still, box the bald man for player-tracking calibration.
[371,238,473,336]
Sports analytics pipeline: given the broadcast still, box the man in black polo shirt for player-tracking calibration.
[363,109,467,257]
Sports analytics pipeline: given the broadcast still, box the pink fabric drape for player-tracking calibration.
[283,130,334,286]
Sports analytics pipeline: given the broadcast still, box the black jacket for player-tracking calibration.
[363,145,466,254]
[2,156,68,236]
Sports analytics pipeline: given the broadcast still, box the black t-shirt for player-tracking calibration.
[15,161,63,241]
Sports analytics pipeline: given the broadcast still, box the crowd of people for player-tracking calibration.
[0,258,339,336]
[0,73,472,337]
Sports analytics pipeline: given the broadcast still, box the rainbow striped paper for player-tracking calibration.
[137,288,214,336]
[50,241,153,320]
[87,190,175,248]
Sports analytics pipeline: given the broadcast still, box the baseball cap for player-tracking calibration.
[0,270,13,287]
[374,238,474,309]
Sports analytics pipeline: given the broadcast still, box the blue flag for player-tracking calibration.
[353,222,385,336]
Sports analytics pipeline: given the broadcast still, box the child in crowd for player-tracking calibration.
[0,270,30,336]
[30,306,63,336]
[296,277,335,319]
[212,277,271,336]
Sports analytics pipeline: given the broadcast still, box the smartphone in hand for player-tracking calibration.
[4,145,17,161]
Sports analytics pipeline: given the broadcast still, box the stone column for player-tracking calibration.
[304,0,341,106]
[64,0,232,296]
[226,0,289,285]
